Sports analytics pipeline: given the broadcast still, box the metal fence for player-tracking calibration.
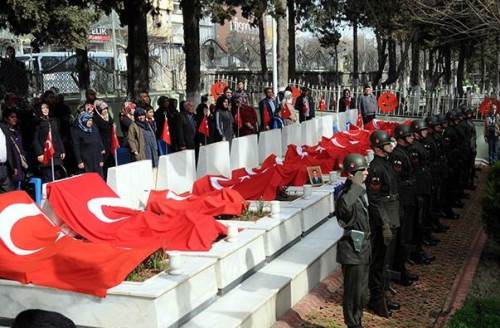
[201,73,495,121]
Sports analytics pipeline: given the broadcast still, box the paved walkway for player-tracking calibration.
[275,170,487,328]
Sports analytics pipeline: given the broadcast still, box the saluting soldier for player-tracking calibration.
[462,108,477,190]
[365,130,400,317]
[336,153,370,328]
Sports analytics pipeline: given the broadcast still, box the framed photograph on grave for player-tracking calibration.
[307,166,324,186]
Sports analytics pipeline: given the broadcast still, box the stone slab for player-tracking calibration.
[217,206,302,259]
[107,160,154,209]
[197,141,231,178]
[319,115,334,139]
[0,257,218,328]
[181,219,343,328]
[178,229,266,292]
[230,134,259,171]
[258,129,283,164]
[156,150,196,193]
[279,191,332,233]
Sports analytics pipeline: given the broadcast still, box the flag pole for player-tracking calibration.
[114,149,118,166]
[237,106,241,138]
[50,157,55,182]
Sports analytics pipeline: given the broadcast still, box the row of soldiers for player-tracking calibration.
[336,108,477,328]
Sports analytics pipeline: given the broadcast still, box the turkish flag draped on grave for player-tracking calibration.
[0,191,153,297]
[147,188,245,217]
[46,173,227,251]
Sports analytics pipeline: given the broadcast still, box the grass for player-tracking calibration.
[126,250,168,282]
[447,241,500,328]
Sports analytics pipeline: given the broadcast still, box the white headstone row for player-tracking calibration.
[105,110,358,207]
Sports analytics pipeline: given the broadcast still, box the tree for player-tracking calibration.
[0,1,98,97]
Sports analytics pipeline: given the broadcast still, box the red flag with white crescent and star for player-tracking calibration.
[198,115,209,136]
[111,124,120,154]
[0,190,153,297]
[42,129,55,165]
[161,118,171,145]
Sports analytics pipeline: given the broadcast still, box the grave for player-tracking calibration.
[230,134,259,171]
[196,141,231,178]
[258,129,283,164]
[156,150,196,193]
[107,160,154,208]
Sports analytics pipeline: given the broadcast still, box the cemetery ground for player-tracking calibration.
[275,168,500,328]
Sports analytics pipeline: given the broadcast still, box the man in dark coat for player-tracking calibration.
[336,153,370,328]
[0,122,17,192]
[178,100,196,150]
[258,87,279,130]
[295,87,315,122]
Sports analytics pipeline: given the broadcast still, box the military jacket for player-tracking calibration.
[336,182,371,265]
[365,155,400,228]
[391,145,417,206]
[432,131,449,178]
[409,140,433,195]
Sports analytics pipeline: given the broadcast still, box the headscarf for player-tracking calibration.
[94,100,110,121]
[121,101,136,116]
[76,112,93,133]
[133,107,149,130]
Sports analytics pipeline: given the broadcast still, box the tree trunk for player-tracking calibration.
[410,31,420,88]
[373,31,387,87]
[457,44,466,98]
[125,0,149,99]
[287,0,296,80]
[334,44,339,85]
[444,46,452,86]
[496,33,500,95]
[181,0,201,102]
[276,0,289,88]
[352,18,359,86]
[387,36,397,84]
[75,47,90,101]
[258,15,267,76]
[427,48,435,90]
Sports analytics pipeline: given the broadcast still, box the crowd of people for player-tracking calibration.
[336,107,479,328]
[0,82,321,192]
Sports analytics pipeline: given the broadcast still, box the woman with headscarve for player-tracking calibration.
[279,90,297,126]
[127,108,159,167]
[71,112,105,177]
[119,101,136,145]
[93,100,115,176]
[33,102,65,182]
[215,96,234,144]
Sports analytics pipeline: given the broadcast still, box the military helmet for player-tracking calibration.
[428,115,441,127]
[394,124,414,140]
[438,113,447,125]
[412,120,428,132]
[370,130,392,148]
[446,110,458,121]
[342,153,368,174]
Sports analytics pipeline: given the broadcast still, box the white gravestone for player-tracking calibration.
[282,123,302,153]
[107,160,153,209]
[258,129,283,164]
[230,134,259,171]
[156,150,196,193]
[300,120,316,146]
[197,141,231,178]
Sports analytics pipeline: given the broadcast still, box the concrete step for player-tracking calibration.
[181,218,342,328]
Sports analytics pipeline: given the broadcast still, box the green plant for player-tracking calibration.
[482,162,500,246]
[126,250,168,282]
[448,297,500,328]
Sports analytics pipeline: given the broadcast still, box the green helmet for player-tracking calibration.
[343,153,368,174]
[370,130,392,148]
[394,124,414,140]
[412,120,428,132]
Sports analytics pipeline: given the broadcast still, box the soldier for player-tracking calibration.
[392,124,434,269]
[365,130,400,317]
[411,120,444,243]
[444,111,466,208]
[462,108,477,190]
[336,153,371,328]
